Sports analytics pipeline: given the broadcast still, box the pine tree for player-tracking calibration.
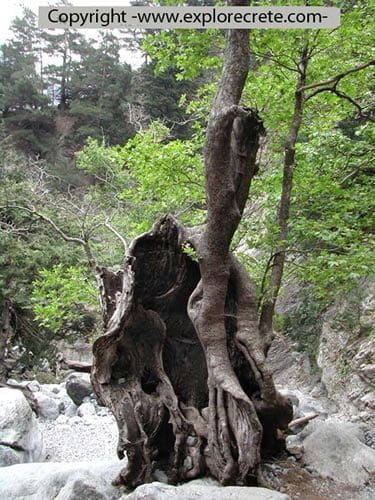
[69,32,133,145]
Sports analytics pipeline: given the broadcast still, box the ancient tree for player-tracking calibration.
[91,0,292,488]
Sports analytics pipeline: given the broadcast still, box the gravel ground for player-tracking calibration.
[40,414,118,462]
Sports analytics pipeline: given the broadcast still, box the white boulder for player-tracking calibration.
[34,392,60,420]
[0,460,125,500]
[122,480,290,500]
[0,388,45,466]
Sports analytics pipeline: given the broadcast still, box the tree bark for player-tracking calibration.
[0,300,11,383]
[91,0,292,488]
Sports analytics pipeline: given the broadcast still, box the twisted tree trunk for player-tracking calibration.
[91,0,292,488]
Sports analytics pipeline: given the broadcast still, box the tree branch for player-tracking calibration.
[1,204,86,245]
[104,222,128,257]
[0,204,97,270]
[298,60,374,93]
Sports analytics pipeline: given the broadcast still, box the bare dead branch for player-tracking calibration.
[104,222,128,256]
[0,204,86,245]
[56,354,92,373]
[0,204,98,271]
[288,413,319,429]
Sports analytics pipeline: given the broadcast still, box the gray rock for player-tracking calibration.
[64,401,78,417]
[56,477,110,500]
[359,392,375,410]
[0,460,125,500]
[285,435,304,459]
[0,445,24,466]
[34,392,60,420]
[301,419,375,487]
[66,373,93,406]
[22,380,41,393]
[0,388,45,466]
[358,364,375,384]
[122,481,290,499]
[77,402,96,417]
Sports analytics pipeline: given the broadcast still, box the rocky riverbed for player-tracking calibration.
[0,367,374,499]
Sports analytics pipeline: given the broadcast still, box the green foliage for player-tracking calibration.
[131,62,199,138]
[182,241,199,262]
[76,121,205,234]
[69,32,134,145]
[143,28,222,80]
[31,264,97,333]
[235,3,374,304]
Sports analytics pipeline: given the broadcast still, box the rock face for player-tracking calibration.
[0,388,45,466]
[267,333,313,389]
[0,460,126,500]
[273,279,375,427]
[318,280,375,425]
[122,480,290,500]
[66,372,93,406]
[288,419,375,488]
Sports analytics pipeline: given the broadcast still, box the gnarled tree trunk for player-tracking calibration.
[91,0,292,488]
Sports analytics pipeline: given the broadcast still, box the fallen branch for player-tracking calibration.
[56,354,92,373]
[288,413,319,429]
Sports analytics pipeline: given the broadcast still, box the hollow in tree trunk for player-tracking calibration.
[91,0,292,488]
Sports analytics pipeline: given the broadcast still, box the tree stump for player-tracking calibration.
[91,215,292,487]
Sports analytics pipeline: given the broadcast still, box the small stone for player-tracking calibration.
[27,380,41,392]
[286,435,304,459]
[56,414,68,425]
[77,402,96,417]
[360,392,375,410]
[65,373,93,406]
[64,402,78,417]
